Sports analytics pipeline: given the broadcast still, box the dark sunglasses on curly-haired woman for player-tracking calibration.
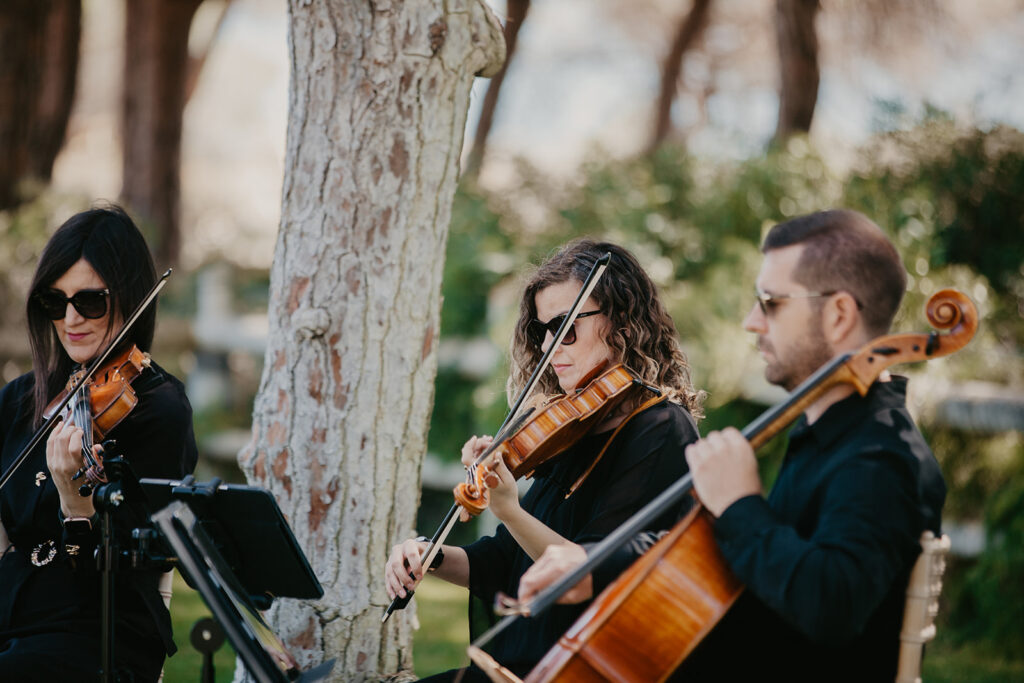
[34,288,110,320]
[526,310,601,349]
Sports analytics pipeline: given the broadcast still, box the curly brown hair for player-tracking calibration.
[507,239,705,418]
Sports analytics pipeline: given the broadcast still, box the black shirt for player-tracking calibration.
[0,364,198,681]
[675,376,946,681]
[461,400,699,677]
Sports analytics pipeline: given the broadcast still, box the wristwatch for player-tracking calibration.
[414,536,445,572]
[60,511,98,535]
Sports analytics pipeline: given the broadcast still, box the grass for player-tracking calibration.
[922,636,1024,683]
[165,572,238,682]
[412,580,473,677]
[409,580,1024,681]
[169,572,1023,681]
[166,573,472,681]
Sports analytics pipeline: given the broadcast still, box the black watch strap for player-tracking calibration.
[414,536,445,571]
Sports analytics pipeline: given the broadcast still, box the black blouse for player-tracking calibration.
[461,399,699,677]
[0,363,198,679]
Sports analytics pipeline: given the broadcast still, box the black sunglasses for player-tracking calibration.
[34,288,110,320]
[754,288,863,315]
[527,310,601,349]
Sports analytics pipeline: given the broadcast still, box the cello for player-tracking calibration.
[468,288,977,682]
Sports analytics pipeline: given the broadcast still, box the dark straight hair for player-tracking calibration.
[26,206,158,426]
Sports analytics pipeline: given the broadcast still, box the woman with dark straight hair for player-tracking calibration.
[384,239,705,681]
[0,206,198,681]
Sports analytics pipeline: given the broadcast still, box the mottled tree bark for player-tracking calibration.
[465,0,529,175]
[649,0,712,152]
[0,0,80,209]
[774,0,820,141]
[239,1,503,680]
[121,0,203,268]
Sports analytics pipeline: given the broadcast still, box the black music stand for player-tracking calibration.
[149,485,334,682]
[140,477,322,608]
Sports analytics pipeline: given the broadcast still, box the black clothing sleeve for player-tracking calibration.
[713,449,923,644]
[679,378,946,683]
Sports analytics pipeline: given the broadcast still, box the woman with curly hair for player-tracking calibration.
[384,239,703,681]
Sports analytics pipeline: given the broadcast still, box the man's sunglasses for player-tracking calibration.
[34,288,110,320]
[527,310,601,349]
[754,289,862,315]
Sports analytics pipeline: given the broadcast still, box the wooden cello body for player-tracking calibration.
[469,289,977,683]
[527,505,740,682]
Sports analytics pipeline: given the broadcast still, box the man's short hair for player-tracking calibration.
[762,209,908,336]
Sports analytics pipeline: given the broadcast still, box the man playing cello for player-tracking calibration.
[518,209,946,682]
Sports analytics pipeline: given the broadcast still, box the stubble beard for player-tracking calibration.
[763,324,833,393]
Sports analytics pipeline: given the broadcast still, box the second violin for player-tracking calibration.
[454,362,649,516]
[382,240,705,680]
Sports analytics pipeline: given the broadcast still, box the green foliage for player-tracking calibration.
[944,448,1024,656]
[842,120,1024,384]
[0,193,92,372]
[432,114,1024,661]
[439,184,515,337]
[427,185,514,459]
[846,121,1024,297]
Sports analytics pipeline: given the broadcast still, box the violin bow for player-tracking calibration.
[382,253,613,623]
[468,288,978,651]
[0,269,172,491]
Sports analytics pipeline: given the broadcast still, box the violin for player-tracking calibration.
[44,345,151,496]
[468,288,978,682]
[0,269,171,492]
[382,253,616,623]
[454,362,647,516]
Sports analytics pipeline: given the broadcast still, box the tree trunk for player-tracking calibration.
[0,0,80,210]
[649,0,712,152]
[121,0,203,269]
[774,0,820,142]
[239,1,504,680]
[464,0,529,175]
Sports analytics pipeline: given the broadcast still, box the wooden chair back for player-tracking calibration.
[895,531,951,683]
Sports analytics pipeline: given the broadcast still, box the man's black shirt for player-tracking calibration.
[673,376,945,682]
